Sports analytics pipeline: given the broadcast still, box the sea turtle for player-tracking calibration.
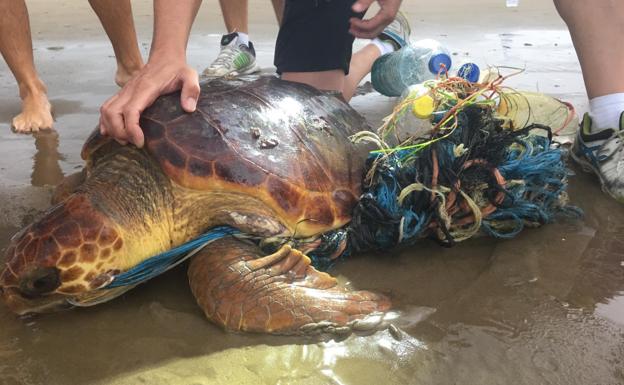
[0,76,390,335]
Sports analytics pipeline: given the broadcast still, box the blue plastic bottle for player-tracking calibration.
[372,39,453,97]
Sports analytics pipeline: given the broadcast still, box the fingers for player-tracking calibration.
[99,94,130,144]
[98,60,199,149]
[100,90,144,148]
[123,109,144,148]
[349,12,391,39]
[352,0,374,13]
[180,67,200,113]
[118,79,165,148]
[349,0,402,39]
[99,94,117,136]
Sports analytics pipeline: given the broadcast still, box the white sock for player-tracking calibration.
[589,92,624,131]
[235,32,250,46]
[371,38,395,56]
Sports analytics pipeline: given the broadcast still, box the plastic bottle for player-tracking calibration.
[393,84,437,139]
[372,39,453,97]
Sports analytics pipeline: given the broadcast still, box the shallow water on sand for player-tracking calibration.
[1,1,623,384]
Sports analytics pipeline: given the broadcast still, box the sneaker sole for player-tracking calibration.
[570,149,624,203]
[232,63,262,76]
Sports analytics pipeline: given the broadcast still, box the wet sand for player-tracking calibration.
[1,1,623,384]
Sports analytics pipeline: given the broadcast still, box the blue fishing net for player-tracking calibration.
[346,105,581,252]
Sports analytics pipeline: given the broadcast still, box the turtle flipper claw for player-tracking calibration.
[188,237,390,335]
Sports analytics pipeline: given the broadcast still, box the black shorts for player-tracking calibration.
[274,0,365,75]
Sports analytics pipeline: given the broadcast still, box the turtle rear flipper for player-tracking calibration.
[188,237,390,335]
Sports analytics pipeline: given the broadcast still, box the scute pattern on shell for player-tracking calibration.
[89,77,372,236]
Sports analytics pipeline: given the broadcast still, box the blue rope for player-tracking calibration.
[307,229,350,271]
[346,111,582,252]
[106,226,240,288]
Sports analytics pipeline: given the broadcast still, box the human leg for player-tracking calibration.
[276,0,364,97]
[0,0,53,132]
[217,0,284,39]
[203,0,260,77]
[281,71,347,96]
[554,0,624,100]
[555,0,624,201]
[203,0,284,77]
[219,0,249,34]
[555,0,624,128]
[271,0,285,25]
[89,0,144,86]
[341,45,381,101]
[343,13,410,101]
[277,1,409,102]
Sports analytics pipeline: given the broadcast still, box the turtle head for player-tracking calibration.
[0,193,152,315]
[2,141,174,315]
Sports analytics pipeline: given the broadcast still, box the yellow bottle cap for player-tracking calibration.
[412,94,435,119]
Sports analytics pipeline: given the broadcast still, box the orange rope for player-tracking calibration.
[553,99,577,135]
[431,148,439,202]
[425,157,509,231]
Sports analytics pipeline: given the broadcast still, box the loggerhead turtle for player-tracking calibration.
[0,76,390,335]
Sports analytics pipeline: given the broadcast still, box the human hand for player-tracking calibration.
[349,0,402,39]
[99,58,200,148]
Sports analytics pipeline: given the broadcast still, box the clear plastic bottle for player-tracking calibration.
[393,84,437,139]
[372,39,452,97]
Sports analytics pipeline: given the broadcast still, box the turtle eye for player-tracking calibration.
[19,267,61,298]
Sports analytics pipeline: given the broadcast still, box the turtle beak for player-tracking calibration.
[1,286,73,315]
[0,264,70,315]
[67,285,136,308]
[1,279,134,314]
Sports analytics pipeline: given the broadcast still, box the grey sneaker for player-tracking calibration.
[203,32,261,77]
[571,112,624,203]
[378,11,411,50]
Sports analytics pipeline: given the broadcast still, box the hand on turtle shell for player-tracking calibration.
[349,0,402,39]
[99,59,200,148]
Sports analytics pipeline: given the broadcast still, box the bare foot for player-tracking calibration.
[115,65,143,87]
[12,91,54,133]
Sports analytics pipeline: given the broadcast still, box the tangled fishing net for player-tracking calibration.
[307,69,582,268]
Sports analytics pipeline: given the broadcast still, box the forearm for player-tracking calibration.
[150,0,202,61]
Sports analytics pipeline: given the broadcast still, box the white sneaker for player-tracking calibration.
[571,112,624,203]
[203,32,261,77]
[378,11,411,50]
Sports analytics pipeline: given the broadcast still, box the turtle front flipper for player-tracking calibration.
[188,237,391,335]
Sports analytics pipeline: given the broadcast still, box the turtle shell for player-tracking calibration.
[86,76,372,236]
